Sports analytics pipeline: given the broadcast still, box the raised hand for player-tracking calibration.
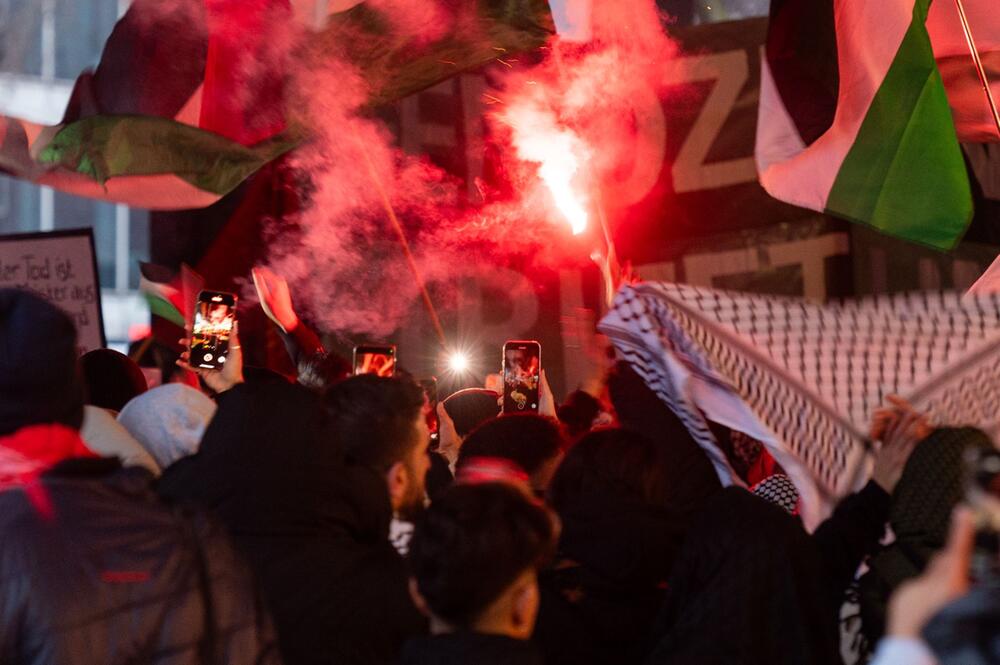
[252,266,299,333]
[436,402,462,466]
[177,324,244,394]
[870,395,932,493]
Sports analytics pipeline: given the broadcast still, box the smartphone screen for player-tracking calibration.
[191,290,236,370]
[502,341,541,413]
[353,345,397,377]
[419,377,439,443]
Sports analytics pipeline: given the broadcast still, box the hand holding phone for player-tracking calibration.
[502,340,541,413]
[190,290,237,370]
[177,324,244,394]
[419,378,439,443]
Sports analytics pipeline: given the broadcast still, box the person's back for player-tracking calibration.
[160,373,430,665]
[0,460,279,665]
[0,288,280,665]
[646,487,843,665]
[535,428,687,665]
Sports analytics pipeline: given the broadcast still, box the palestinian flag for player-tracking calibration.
[0,0,553,211]
[318,0,554,108]
[139,262,204,350]
[0,0,294,209]
[756,0,974,250]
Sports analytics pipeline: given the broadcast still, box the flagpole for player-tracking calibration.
[953,0,1000,139]
[360,148,448,350]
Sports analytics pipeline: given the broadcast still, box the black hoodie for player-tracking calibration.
[534,490,684,665]
[159,382,426,665]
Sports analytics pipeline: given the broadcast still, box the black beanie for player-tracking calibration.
[442,388,500,438]
[0,289,85,436]
[79,348,148,412]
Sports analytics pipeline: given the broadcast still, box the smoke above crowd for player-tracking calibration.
[6,0,683,338]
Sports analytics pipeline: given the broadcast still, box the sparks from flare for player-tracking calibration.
[503,101,590,236]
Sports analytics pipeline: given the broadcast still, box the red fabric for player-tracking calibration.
[200,0,289,145]
[0,424,98,491]
[455,457,531,487]
[745,446,781,488]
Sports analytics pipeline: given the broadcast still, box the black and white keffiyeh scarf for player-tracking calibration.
[599,282,1000,528]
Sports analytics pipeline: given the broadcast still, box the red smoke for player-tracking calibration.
[255,0,680,337]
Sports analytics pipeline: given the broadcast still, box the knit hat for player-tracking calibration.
[0,289,84,436]
[442,388,500,437]
[79,348,148,412]
[117,383,217,470]
[80,405,160,474]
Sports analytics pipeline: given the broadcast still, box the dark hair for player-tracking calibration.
[323,374,425,469]
[79,348,148,412]
[556,390,601,439]
[457,414,565,479]
[0,289,84,435]
[297,352,351,392]
[409,483,557,626]
[548,427,673,512]
[442,388,500,437]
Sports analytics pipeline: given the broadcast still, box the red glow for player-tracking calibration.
[503,101,590,235]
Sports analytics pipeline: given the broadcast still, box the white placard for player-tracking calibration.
[0,228,106,352]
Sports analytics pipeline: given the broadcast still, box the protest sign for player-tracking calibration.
[0,228,106,351]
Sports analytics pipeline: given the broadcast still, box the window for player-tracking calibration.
[0,0,42,76]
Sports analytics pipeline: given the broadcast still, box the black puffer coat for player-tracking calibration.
[0,458,281,665]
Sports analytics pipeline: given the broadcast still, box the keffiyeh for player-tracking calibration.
[599,283,1000,528]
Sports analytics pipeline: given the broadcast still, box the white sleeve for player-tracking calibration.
[869,637,938,665]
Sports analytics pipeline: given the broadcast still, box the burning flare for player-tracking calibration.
[504,103,590,235]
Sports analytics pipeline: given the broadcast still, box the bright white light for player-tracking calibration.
[448,352,470,373]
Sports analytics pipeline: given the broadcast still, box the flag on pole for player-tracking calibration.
[139,262,205,349]
[756,0,974,250]
[600,282,1000,528]
[928,0,1000,142]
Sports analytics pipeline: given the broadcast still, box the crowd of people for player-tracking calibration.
[0,272,997,665]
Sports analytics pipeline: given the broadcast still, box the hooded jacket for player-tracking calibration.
[646,487,846,665]
[158,381,426,665]
[0,424,280,665]
[535,490,683,665]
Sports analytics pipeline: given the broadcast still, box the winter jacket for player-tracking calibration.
[0,437,280,665]
[647,484,889,665]
[159,382,426,665]
[400,633,544,665]
[534,491,682,665]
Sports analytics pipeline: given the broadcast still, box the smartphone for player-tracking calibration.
[353,344,397,377]
[190,290,237,370]
[419,377,439,443]
[502,340,541,413]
